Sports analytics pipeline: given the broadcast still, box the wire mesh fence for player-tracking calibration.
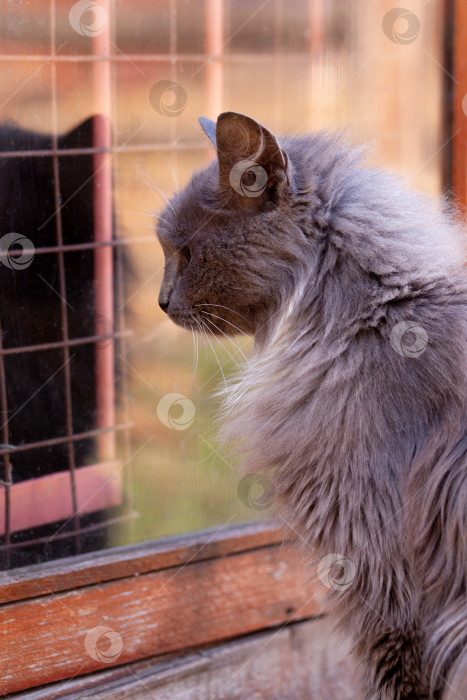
[0,0,447,570]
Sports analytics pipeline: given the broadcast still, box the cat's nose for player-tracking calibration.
[159,300,169,313]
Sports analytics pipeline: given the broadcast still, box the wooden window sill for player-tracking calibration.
[0,522,325,695]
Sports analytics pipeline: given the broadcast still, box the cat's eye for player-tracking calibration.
[182,246,192,262]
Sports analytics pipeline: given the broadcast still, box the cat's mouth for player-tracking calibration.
[189,312,219,335]
[194,304,251,338]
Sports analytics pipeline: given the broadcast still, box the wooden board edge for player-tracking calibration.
[0,521,286,603]
[1,543,324,694]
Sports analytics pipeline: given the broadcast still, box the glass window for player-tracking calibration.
[0,0,447,569]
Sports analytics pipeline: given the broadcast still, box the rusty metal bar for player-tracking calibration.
[0,422,133,457]
[0,330,132,357]
[0,321,12,567]
[308,0,325,55]
[0,460,123,536]
[0,142,208,158]
[0,236,156,259]
[206,0,224,119]
[93,0,115,462]
[0,53,210,63]
[50,0,80,546]
[0,512,137,551]
[168,0,178,155]
[0,52,307,64]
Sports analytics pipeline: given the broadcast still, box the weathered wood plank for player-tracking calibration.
[10,618,362,700]
[0,543,322,695]
[0,521,285,604]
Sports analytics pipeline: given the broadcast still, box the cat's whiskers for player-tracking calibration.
[190,328,196,381]
[140,204,158,215]
[142,224,159,231]
[195,320,218,381]
[155,219,173,231]
[133,161,176,214]
[192,317,210,378]
[189,317,200,382]
[201,315,244,372]
[194,302,246,321]
[198,309,250,341]
[197,317,227,386]
[200,312,251,368]
[160,154,180,193]
[148,182,174,211]
[145,180,174,214]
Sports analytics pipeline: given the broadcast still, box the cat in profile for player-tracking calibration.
[156,111,467,700]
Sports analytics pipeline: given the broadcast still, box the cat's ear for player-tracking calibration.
[215,111,290,210]
[199,116,217,147]
[58,115,105,149]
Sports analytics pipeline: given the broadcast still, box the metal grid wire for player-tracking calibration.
[0,0,449,568]
[0,0,128,564]
[0,0,233,567]
[0,0,344,569]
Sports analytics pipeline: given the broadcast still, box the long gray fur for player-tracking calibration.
[156,111,467,700]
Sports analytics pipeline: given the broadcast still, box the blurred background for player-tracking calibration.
[0,0,449,562]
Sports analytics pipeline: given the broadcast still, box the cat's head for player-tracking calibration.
[156,112,310,341]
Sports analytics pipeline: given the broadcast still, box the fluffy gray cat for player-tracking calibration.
[156,111,467,700]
